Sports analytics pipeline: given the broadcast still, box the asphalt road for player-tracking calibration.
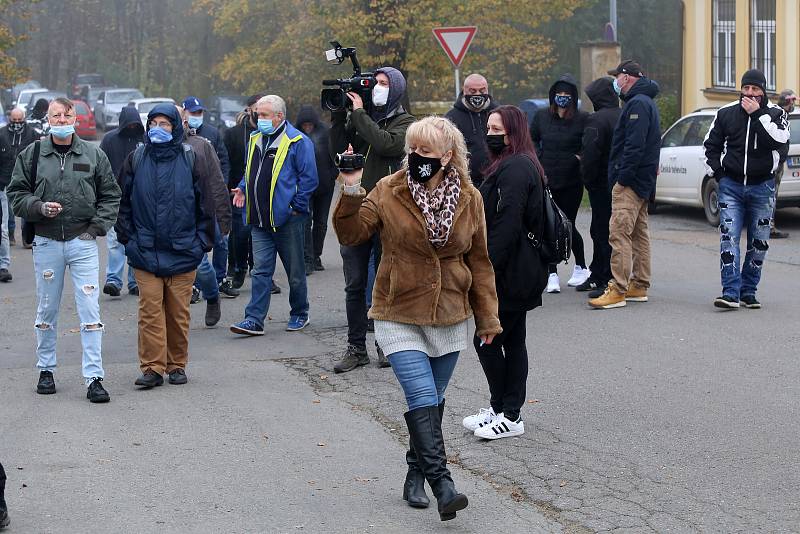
[1,200,799,533]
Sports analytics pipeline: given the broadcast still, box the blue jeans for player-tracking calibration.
[105,227,137,290]
[718,177,775,298]
[244,216,309,328]
[0,190,10,269]
[212,232,228,284]
[195,254,220,301]
[388,350,459,410]
[32,236,104,383]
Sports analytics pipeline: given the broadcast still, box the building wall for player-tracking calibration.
[681,0,800,115]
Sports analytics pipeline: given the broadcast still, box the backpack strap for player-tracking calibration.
[29,140,41,190]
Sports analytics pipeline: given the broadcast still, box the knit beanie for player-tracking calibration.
[741,69,767,93]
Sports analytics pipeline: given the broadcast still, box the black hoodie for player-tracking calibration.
[530,74,589,190]
[445,92,498,186]
[581,78,621,191]
[0,121,38,189]
[295,105,337,197]
[99,105,145,179]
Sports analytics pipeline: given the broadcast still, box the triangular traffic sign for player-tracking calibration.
[432,26,477,67]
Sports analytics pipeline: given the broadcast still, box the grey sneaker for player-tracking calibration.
[333,344,370,374]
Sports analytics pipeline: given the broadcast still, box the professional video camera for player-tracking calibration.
[321,41,376,113]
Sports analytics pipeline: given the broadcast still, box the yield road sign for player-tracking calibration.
[432,26,477,67]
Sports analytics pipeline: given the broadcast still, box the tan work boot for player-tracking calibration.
[625,283,648,302]
[589,284,626,309]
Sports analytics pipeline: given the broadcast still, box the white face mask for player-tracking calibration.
[372,84,390,107]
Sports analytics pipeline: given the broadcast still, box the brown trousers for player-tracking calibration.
[133,269,195,375]
[609,184,651,293]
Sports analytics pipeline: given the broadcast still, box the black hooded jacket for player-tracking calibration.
[295,105,337,197]
[445,92,497,186]
[0,121,38,189]
[530,74,589,190]
[223,114,256,190]
[99,105,145,179]
[608,77,661,199]
[581,78,621,191]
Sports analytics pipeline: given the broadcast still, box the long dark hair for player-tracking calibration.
[483,105,546,182]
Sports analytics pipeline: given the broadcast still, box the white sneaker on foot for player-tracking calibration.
[546,273,560,293]
[474,415,525,440]
[567,266,591,287]
[462,407,501,432]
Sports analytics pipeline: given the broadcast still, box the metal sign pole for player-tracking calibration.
[454,67,460,99]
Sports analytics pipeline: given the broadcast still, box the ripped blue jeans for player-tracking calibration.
[718,177,775,299]
[32,236,104,383]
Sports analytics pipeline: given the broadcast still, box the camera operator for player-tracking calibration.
[329,66,415,373]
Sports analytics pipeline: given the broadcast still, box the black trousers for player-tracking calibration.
[587,186,613,283]
[548,184,587,273]
[474,309,528,421]
[341,234,381,349]
[304,189,334,263]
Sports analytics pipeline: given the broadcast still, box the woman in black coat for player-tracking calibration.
[530,74,590,293]
[462,105,546,441]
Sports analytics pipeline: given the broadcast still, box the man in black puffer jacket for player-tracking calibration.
[445,73,497,186]
[704,69,789,310]
[579,78,621,296]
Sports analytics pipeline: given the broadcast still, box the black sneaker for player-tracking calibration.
[128,286,140,296]
[103,283,121,297]
[86,378,110,403]
[190,286,201,304]
[231,271,246,289]
[314,257,324,271]
[168,368,188,385]
[0,508,9,529]
[333,345,370,374]
[740,295,761,309]
[205,298,221,327]
[588,281,609,299]
[575,277,599,292]
[218,279,240,298]
[36,370,56,395]
[0,269,12,283]
[271,282,281,295]
[135,370,164,388]
[714,295,740,309]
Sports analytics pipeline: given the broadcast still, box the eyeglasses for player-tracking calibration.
[149,121,172,128]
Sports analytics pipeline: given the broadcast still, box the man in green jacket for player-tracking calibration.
[7,97,121,403]
[329,66,415,372]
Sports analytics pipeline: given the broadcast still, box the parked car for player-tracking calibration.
[15,88,49,114]
[128,97,176,126]
[519,98,550,130]
[80,85,117,113]
[73,99,97,140]
[95,88,144,131]
[655,108,800,226]
[206,95,247,129]
[71,73,106,99]
[3,80,42,110]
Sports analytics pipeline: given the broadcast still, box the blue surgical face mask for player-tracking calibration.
[257,119,275,135]
[50,124,75,139]
[554,94,572,108]
[187,115,203,129]
[612,78,622,96]
[148,126,173,144]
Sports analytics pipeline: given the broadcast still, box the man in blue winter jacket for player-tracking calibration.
[230,95,318,336]
[590,60,661,310]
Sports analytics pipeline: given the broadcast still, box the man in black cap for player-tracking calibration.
[770,89,796,239]
[704,69,789,310]
[589,60,661,310]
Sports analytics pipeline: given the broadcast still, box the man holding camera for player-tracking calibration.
[329,66,415,373]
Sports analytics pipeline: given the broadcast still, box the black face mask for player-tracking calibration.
[407,151,443,183]
[466,94,490,109]
[485,134,506,155]
[8,122,24,133]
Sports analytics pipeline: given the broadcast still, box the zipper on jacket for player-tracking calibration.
[57,152,67,240]
[743,116,751,184]
[252,142,269,228]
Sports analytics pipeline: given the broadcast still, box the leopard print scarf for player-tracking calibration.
[407,166,461,248]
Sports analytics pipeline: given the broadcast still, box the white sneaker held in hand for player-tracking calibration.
[462,407,501,432]
[546,273,560,293]
[567,266,591,287]
[474,415,525,440]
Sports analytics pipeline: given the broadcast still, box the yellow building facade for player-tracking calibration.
[682,0,799,115]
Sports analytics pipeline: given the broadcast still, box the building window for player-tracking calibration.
[712,0,736,88]
[751,0,776,91]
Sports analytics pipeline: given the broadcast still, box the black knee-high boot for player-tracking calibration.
[404,404,468,521]
[403,437,430,508]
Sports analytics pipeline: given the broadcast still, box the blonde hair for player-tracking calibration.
[403,116,470,183]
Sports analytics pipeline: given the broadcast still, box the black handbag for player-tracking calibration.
[21,140,41,245]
